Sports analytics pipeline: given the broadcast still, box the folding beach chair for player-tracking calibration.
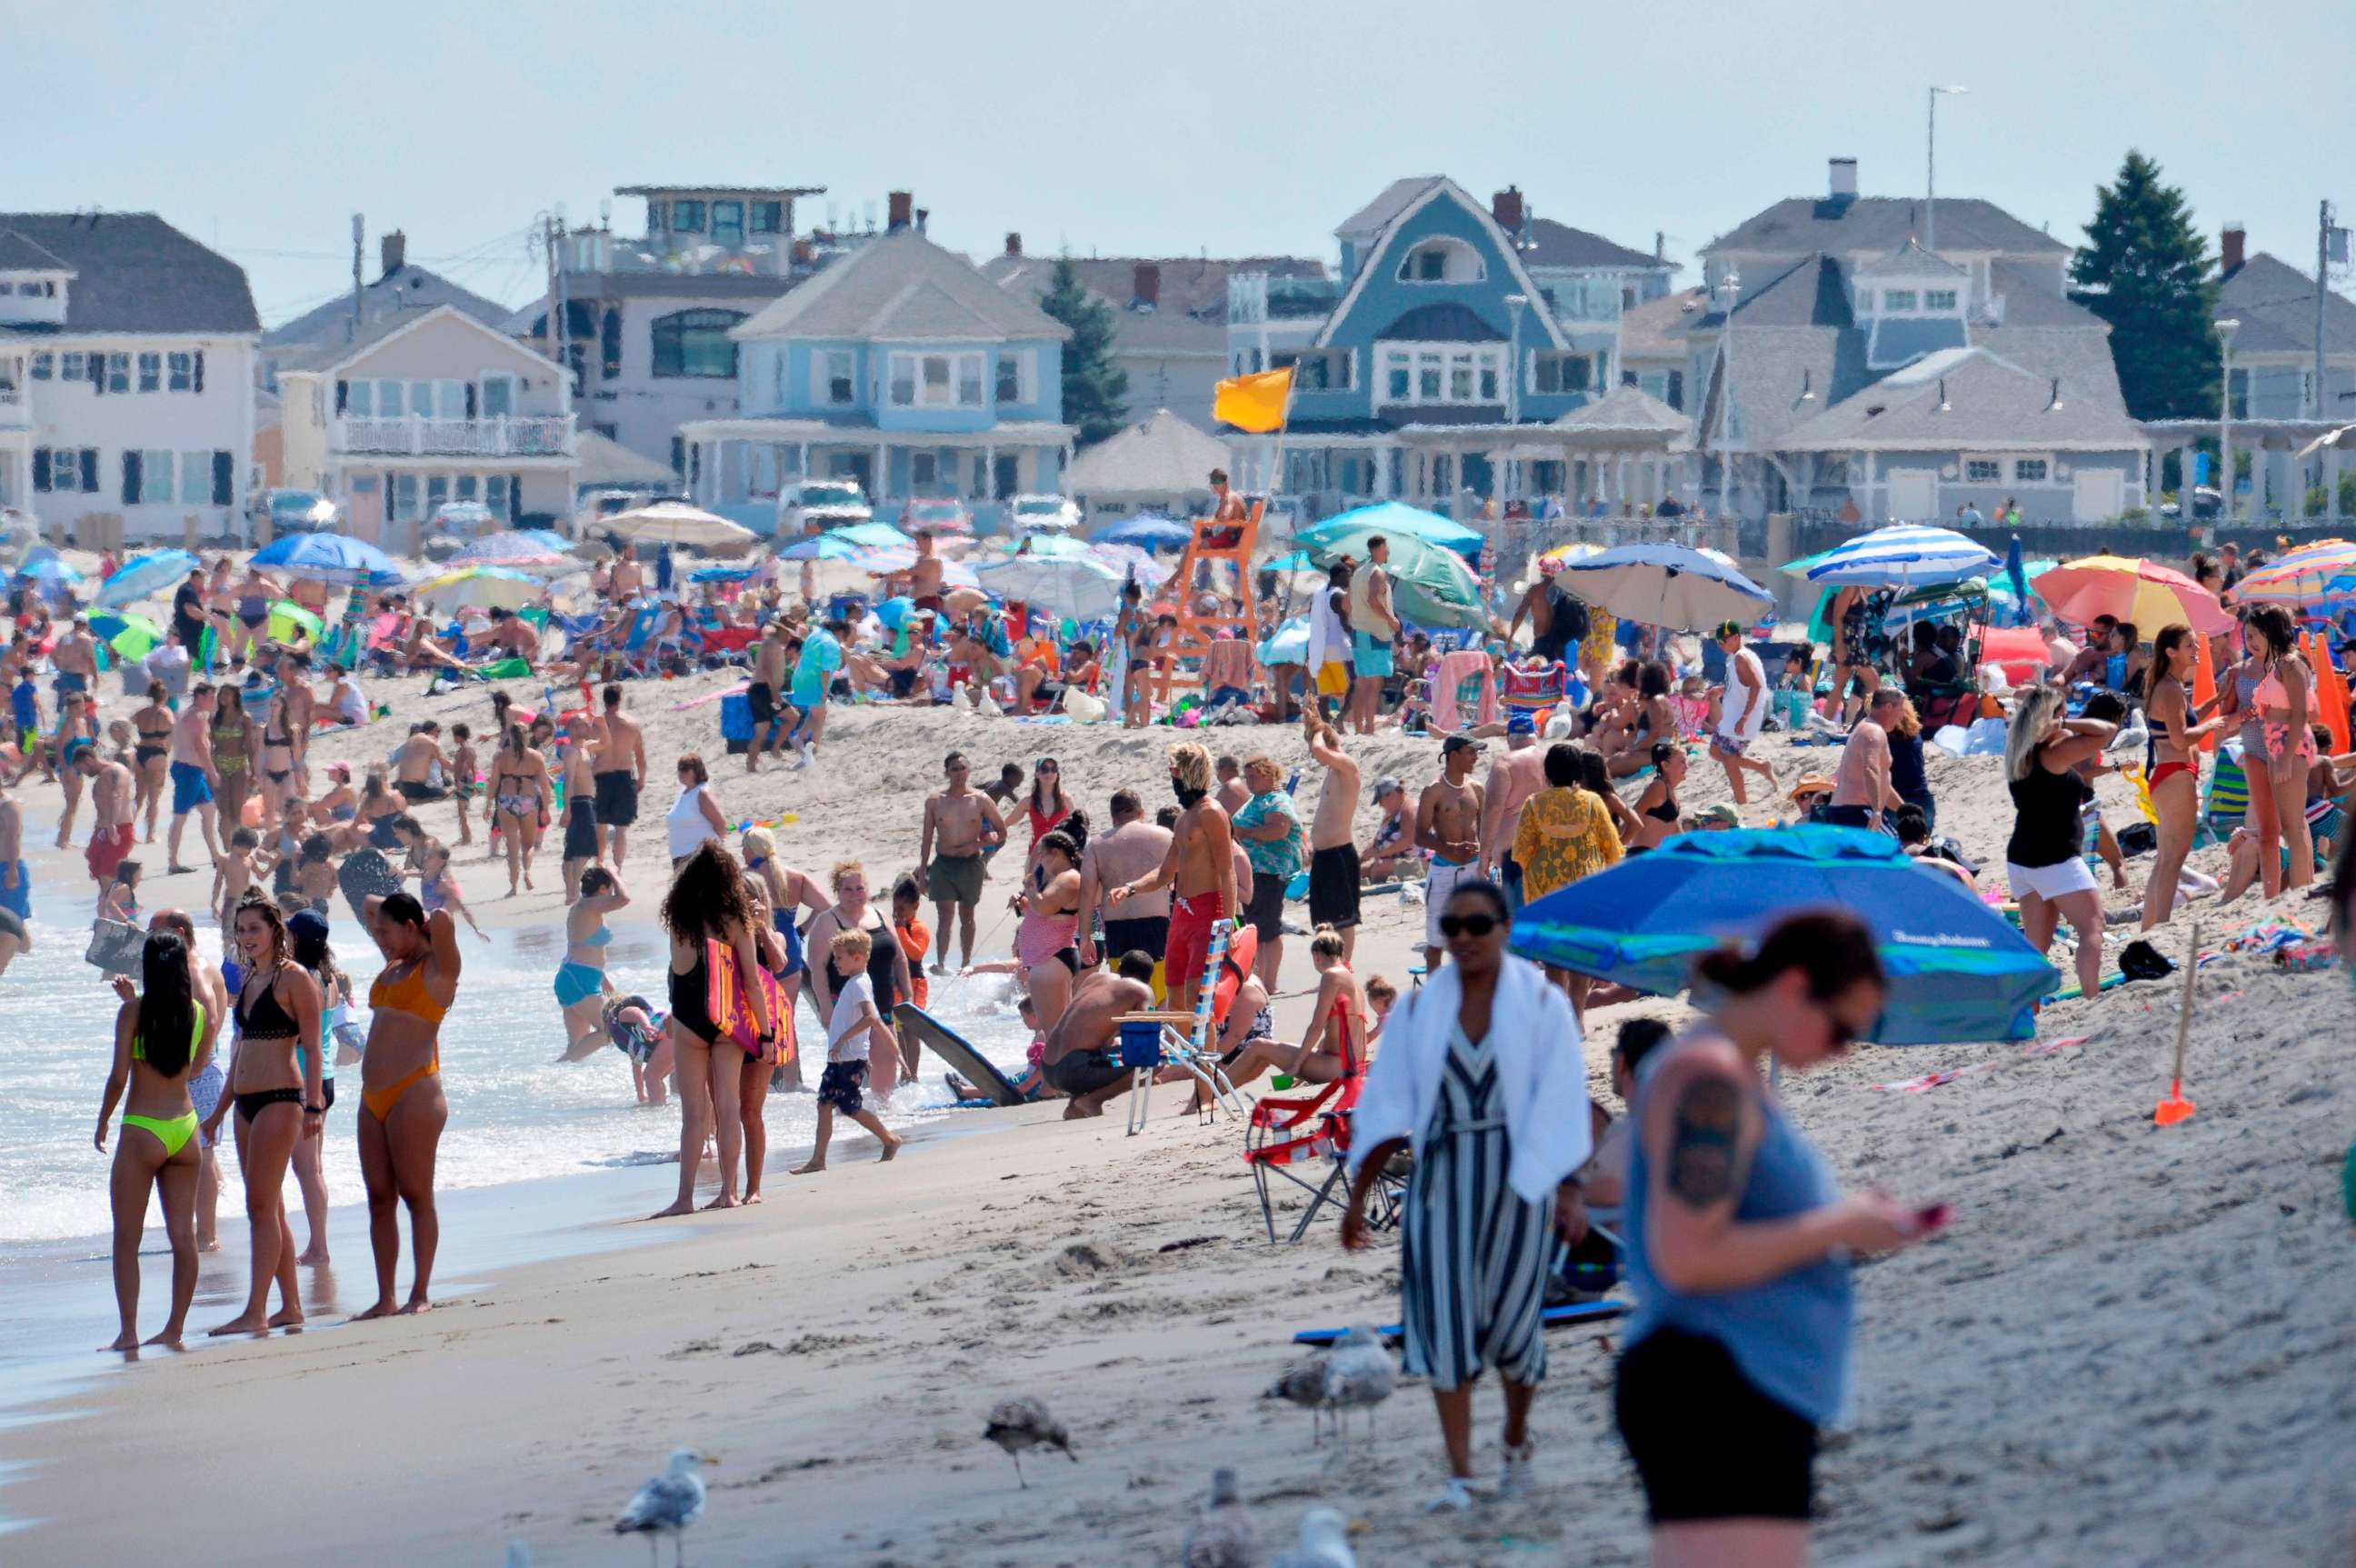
[1241,995,1376,1243]
[2200,743,2247,848]
[1114,923,1246,1135]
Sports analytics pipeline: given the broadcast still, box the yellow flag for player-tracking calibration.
[1212,366,1294,434]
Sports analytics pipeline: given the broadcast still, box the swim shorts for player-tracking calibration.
[1166,890,1226,992]
[593,770,639,826]
[927,853,985,907]
[86,823,135,882]
[1101,916,1168,966]
[818,1058,869,1116]
[564,797,600,861]
[1351,630,1394,679]
[170,761,214,815]
[1043,1048,1127,1098]
[1308,843,1361,930]
[0,860,31,920]
[1423,857,1474,947]
[1315,661,1349,698]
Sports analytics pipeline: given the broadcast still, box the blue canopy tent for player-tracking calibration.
[1296,501,1482,557]
[1512,825,2057,1044]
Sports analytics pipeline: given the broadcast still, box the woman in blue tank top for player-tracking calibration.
[1617,912,1939,1561]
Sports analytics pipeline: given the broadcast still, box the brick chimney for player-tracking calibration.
[1004,232,1023,256]
[380,229,406,277]
[887,191,913,233]
[2221,222,2246,274]
[1828,157,1858,200]
[1492,186,1525,234]
[1132,262,1161,310]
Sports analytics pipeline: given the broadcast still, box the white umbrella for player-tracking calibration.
[599,502,756,552]
[974,553,1128,621]
[414,566,543,614]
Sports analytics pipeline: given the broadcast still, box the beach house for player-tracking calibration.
[273,304,579,544]
[1218,177,1678,519]
[678,224,1073,534]
[1682,157,2145,524]
[0,213,259,544]
[260,231,512,394]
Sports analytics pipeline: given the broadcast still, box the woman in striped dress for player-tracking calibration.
[1343,877,1594,1512]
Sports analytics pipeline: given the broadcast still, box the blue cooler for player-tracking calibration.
[719,692,754,754]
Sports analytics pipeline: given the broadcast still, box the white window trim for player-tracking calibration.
[1882,289,1919,313]
[1922,289,1960,312]
[1374,340,1504,408]
[887,350,986,409]
[1395,236,1487,285]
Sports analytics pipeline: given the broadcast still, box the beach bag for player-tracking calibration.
[2118,940,2174,983]
[85,917,145,976]
[704,938,795,1067]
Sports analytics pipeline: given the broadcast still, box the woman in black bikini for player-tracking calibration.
[492,722,549,897]
[651,842,772,1218]
[804,860,915,1097]
[1628,741,1688,851]
[354,766,404,853]
[133,682,174,843]
[199,893,324,1335]
[260,692,299,820]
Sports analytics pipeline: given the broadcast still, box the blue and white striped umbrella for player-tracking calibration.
[1800,524,2000,588]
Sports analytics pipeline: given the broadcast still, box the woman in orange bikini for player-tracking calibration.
[2138,624,2223,930]
[354,890,460,1318]
[1220,925,1370,1091]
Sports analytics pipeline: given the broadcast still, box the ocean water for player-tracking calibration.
[0,899,1036,1262]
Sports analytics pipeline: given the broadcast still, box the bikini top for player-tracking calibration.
[575,921,612,947]
[1645,794,1682,824]
[370,959,450,1026]
[235,966,300,1039]
[133,1002,206,1064]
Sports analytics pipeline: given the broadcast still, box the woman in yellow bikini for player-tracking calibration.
[95,929,218,1350]
[354,891,460,1319]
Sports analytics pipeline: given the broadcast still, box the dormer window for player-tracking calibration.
[1882,290,1918,313]
[1396,237,1485,284]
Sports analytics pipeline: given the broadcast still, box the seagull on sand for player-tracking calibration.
[614,1449,709,1568]
[1182,1467,1260,1568]
[1269,1507,1356,1568]
[983,1395,1077,1487]
[1322,1325,1396,1448]
[1263,1355,1332,1445]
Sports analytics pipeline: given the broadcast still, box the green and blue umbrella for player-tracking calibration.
[1297,500,1482,555]
[1511,824,2057,1044]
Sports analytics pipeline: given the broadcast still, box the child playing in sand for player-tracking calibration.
[213,826,261,926]
[793,929,904,1174]
[449,722,478,845]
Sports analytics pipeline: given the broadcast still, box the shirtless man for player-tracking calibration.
[609,543,645,604]
[1214,754,1251,817]
[593,684,647,864]
[1821,693,1896,833]
[1303,718,1363,963]
[559,714,604,899]
[746,620,791,771]
[478,608,540,666]
[280,653,317,790]
[1076,788,1171,969]
[50,614,99,704]
[1475,731,1546,913]
[76,742,137,902]
[1208,467,1248,524]
[920,750,1008,972]
[392,721,451,804]
[908,529,945,614]
[1038,952,1159,1118]
[1417,734,1486,971]
[165,683,225,874]
[1107,742,1236,1016]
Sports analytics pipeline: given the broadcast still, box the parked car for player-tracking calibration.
[900,496,973,535]
[251,488,340,535]
[778,479,873,537]
[1006,493,1081,533]
[2159,485,2222,520]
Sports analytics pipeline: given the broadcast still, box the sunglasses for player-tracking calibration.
[1438,913,1500,939]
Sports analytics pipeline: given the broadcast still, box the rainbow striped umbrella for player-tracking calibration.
[2228,539,2356,606]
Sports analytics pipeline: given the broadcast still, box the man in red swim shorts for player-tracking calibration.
[75,742,137,893]
[1107,741,1237,1016]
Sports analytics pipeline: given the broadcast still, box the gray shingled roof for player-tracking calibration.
[1551,385,1692,436]
[0,230,72,274]
[1778,346,2143,449]
[575,429,675,487]
[1988,262,2103,327]
[265,261,511,348]
[1697,326,1869,449]
[269,302,562,376]
[1705,195,2067,259]
[1336,177,1447,240]
[0,213,257,334]
[1067,407,1233,495]
[1521,217,1658,270]
[733,230,1068,342]
[1854,240,1969,281]
[2218,251,2356,356]
[1619,285,1707,361]
[1691,255,1854,330]
[983,252,1324,358]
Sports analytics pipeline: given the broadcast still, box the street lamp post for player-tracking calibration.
[2215,316,2241,532]
[1927,85,1968,253]
[1503,293,1527,515]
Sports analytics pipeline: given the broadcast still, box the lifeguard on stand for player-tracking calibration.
[1152,472,1264,706]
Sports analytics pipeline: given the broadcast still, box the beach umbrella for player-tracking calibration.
[91,612,165,660]
[974,552,1128,621]
[1088,542,1172,593]
[776,524,913,561]
[1511,825,2058,1044]
[990,532,1094,561]
[1297,501,1482,555]
[874,596,915,632]
[413,566,542,614]
[252,532,403,586]
[1537,541,1604,567]
[95,548,200,608]
[1264,549,1318,572]
[11,548,84,591]
[1553,542,1772,631]
[599,501,755,551]
[452,530,574,570]
[689,564,756,584]
[1256,614,1311,666]
[267,599,325,644]
[2228,538,2356,606]
[1092,513,1193,550]
[2032,554,2233,636]
[1797,524,2000,588]
[1303,529,1487,629]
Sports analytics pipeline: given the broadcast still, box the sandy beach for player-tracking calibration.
[5,665,2354,1564]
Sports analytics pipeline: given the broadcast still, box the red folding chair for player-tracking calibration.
[1242,1005,1386,1243]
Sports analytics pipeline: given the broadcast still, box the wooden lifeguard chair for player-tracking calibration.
[1151,498,1265,704]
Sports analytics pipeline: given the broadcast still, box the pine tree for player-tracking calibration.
[2070,150,2219,420]
[1038,257,1129,447]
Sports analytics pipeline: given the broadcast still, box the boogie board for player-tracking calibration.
[893,1003,1025,1108]
[1292,1300,1625,1346]
[336,846,404,927]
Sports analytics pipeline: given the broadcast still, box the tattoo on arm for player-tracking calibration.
[1666,1075,1742,1209]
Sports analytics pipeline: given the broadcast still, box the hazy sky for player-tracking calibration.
[11,0,2351,326]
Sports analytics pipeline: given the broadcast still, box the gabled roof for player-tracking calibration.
[1704,195,2068,259]
[1067,408,1233,495]
[0,213,257,334]
[1867,315,1970,370]
[2218,251,2356,357]
[732,230,1069,342]
[1694,325,1868,451]
[1618,285,1708,361]
[1777,345,2143,450]
[1551,385,1692,437]
[1854,240,1969,281]
[983,252,1325,357]
[1690,255,1855,331]
[1311,177,1569,352]
[1519,217,1660,271]
[1336,177,1448,241]
[0,230,73,274]
[271,303,566,377]
[265,260,510,350]
[1376,302,1505,343]
[575,430,675,488]
[1987,261,2102,327]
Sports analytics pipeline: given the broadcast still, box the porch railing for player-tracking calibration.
[333,414,575,459]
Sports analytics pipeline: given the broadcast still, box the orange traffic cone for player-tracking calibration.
[2154,920,2199,1127]
[2191,628,2218,754]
